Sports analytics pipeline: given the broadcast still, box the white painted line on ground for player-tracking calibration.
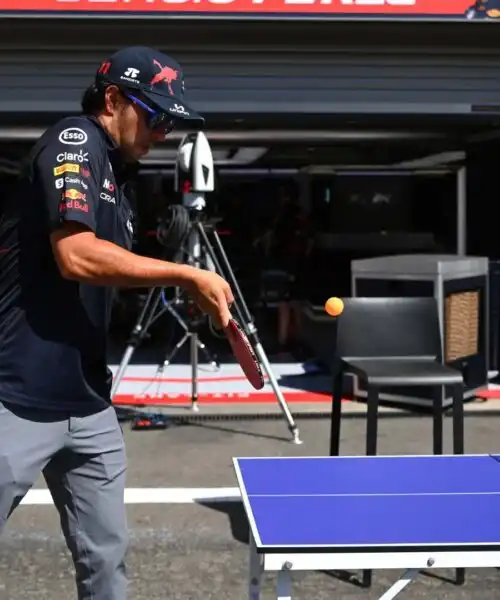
[21,487,242,506]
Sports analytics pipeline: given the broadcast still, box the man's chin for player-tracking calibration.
[136,145,152,159]
[121,145,151,163]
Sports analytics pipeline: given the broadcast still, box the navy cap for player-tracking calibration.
[95,46,204,126]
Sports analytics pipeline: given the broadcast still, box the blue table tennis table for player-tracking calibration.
[233,454,500,600]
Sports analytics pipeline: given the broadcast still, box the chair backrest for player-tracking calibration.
[336,297,442,361]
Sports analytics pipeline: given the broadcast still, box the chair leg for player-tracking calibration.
[361,570,372,588]
[455,569,465,586]
[329,372,343,456]
[363,384,379,589]
[452,382,465,455]
[432,387,443,455]
[365,385,379,456]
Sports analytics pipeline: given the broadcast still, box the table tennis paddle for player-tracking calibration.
[224,318,264,390]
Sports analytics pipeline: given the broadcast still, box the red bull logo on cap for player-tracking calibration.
[150,60,178,96]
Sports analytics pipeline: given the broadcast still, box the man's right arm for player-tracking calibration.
[50,221,200,290]
[49,223,234,328]
[35,131,233,326]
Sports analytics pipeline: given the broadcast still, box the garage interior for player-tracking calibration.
[1,17,500,361]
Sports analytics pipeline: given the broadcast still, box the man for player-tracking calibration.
[254,187,314,356]
[0,46,233,599]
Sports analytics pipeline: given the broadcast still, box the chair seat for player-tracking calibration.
[344,358,463,387]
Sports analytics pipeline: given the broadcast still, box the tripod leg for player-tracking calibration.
[196,337,219,368]
[197,224,301,444]
[138,333,190,399]
[190,333,199,412]
[158,333,190,372]
[111,287,163,398]
[165,302,190,333]
[196,223,249,326]
[254,340,302,444]
[166,299,219,369]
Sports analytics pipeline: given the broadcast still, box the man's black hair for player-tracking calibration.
[81,82,138,116]
[81,83,107,115]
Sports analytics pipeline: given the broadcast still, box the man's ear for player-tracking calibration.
[103,85,122,115]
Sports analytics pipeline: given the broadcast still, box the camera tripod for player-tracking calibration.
[111,131,302,444]
[111,207,302,443]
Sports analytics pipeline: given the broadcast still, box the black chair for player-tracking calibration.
[328,297,465,587]
[329,297,464,458]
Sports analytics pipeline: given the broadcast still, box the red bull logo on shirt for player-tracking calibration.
[64,189,86,201]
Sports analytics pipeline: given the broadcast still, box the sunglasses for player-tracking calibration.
[123,92,177,134]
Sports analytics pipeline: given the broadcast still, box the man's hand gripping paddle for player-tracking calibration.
[224,318,264,390]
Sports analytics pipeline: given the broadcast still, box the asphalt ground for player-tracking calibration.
[2,412,500,600]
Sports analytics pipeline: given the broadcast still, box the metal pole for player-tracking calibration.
[456,166,467,256]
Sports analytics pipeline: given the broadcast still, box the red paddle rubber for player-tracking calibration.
[225,319,264,390]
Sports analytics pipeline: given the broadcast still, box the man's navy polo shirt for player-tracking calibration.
[0,116,135,412]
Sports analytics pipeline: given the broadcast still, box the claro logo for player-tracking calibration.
[56,150,89,164]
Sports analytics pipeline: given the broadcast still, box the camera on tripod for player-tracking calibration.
[153,133,219,337]
[156,132,215,264]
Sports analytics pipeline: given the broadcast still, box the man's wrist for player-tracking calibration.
[165,263,199,290]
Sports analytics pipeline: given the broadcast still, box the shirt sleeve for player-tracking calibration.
[35,127,103,233]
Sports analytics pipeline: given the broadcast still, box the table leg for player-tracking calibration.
[249,533,262,600]
[276,570,292,600]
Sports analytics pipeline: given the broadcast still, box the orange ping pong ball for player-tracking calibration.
[324,297,344,317]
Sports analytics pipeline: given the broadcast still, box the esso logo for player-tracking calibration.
[58,128,88,146]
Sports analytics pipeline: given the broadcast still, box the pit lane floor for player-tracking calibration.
[2,414,500,600]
